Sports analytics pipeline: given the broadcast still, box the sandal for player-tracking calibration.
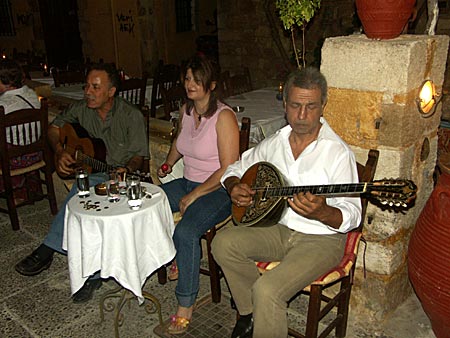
[167,315,190,335]
[168,261,179,281]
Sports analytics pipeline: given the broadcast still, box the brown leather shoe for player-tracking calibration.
[15,249,53,276]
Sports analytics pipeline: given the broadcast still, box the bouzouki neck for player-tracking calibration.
[255,183,369,198]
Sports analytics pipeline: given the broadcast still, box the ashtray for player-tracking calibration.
[94,183,107,196]
[232,106,245,113]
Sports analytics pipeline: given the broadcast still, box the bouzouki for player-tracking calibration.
[58,123,152,181]
[232,162,417,227]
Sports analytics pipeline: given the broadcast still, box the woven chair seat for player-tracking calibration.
[255,231,362,288]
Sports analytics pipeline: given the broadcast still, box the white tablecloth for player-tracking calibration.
[225,87,287,144]
[62,183,175,304]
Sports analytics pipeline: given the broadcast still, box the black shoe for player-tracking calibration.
[15,247,53,276]
[231,314,253,338]
[72,278,102,303]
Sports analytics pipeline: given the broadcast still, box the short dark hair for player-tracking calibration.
[0,59,24,88]
[283,67,328,105]
[87,62,120,92]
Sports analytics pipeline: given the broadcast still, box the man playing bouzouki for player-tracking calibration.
[15,63,149,303]
[211,68,362,338]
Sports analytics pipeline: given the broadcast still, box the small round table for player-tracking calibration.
[63,182,175,337]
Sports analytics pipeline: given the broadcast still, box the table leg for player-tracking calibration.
[142,290,163,326]
[98,286,164,338]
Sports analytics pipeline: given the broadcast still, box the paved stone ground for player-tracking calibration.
[0,200,436,338]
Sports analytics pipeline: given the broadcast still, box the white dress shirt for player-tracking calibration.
[221,117,362,235]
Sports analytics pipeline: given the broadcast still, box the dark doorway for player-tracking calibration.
[38,0,83,68]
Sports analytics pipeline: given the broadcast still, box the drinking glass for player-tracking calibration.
[107,172,121,202]
[75,168,90,198]
[126,174,142,210]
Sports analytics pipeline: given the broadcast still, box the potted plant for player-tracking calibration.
[275,0,321,69]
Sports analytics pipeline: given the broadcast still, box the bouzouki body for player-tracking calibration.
[232,162,287,227]
[232,162,417,227]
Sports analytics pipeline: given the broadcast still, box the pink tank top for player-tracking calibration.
[176,102,230,183]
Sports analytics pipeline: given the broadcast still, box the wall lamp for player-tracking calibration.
[417,79,442,118]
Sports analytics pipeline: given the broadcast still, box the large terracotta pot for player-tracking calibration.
[408,154,450,338]
[356,0,416,39]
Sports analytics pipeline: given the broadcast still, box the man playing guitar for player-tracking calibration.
[15,63,149,303]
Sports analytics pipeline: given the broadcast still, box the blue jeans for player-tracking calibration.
[161,178,231,307]
[43,172,108,254]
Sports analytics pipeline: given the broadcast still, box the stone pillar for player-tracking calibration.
[320,34,449,320]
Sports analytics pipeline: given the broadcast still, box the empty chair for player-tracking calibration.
[150,62,181,118]
[225,67,252,97]
[0,99,58,230]
[160,84,187,121]
[118,76,151,176]
[118,76,148,111]
[52,68,85,87]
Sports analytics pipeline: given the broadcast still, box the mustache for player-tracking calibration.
[84,95,95,100]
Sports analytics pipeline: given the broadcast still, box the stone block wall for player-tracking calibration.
[321,34,449,320]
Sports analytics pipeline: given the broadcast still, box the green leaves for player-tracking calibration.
[276,0,321,30]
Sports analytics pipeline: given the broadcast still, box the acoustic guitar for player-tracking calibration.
[232,162,417,227]
[58,123,152,182]
[59,123,112,174]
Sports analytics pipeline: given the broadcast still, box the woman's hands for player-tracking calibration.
[178,191,198,215]
[157,163,172,178]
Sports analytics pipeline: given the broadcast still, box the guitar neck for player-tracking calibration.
[75,151,113,173]
[254,183,369,197]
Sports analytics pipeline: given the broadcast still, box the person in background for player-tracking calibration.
[157,55,239,335]
[211,67,362,338]
[15,62,149,303]
[0,59,42,203]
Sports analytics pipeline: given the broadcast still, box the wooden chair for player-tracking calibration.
[0,99,58,230]
[160,84,187,121]
[52,68,85,87]
[225,67,252,97]
[253,149,379,338]
[150,62,181,118]
[118,76,152,175]
[217,71,231,98]
[166,117,252,302]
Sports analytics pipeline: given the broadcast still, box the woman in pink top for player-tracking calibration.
[157,55,239,334]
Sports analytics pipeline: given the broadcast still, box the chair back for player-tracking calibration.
[356,149,379,229]
[239,117,251,155]
[118,76,148,110]
[0,100,50,162]
[0,98,58,230]
[52,69,85,87]
[160,84,187,121]
[118,76,151,176]
[150,62,181,117]
[225,67,252,97]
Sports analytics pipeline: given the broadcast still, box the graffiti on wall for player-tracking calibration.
[17,13,33,26]
[116,10,135,36]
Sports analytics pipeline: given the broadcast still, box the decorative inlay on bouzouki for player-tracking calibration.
[232,162,417,227]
